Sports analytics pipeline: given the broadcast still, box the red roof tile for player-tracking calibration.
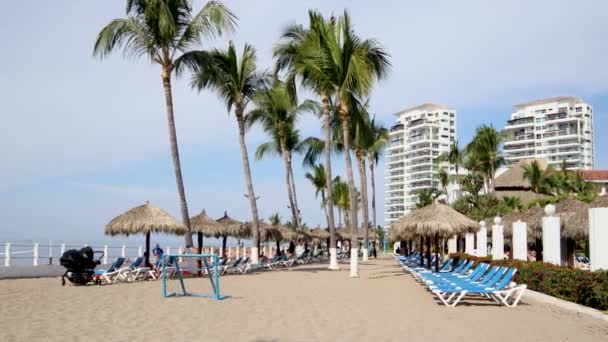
[580,170,608,181]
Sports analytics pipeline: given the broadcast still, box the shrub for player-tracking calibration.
[448,253,608,311]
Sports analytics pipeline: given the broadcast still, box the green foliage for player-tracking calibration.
[449,253,608,311]
[415,188,439,208]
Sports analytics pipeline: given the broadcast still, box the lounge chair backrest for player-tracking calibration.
[241,257,250,264]
[467,263,489,281]
[457,260,474,274]
[219,258,228,266]
[480,266,507,287]
[231,257,243,267]
[451,259,466,272]
[107,257,125,273]
[439,259,453,271]
[478,266,499,283]
[492,268,517,290]
[129,257,143,268]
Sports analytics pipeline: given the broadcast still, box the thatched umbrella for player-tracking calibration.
[190,209,223,254]
[216,211,248,257]
[392,202,480,271]
[105,201,186,267]
[310,227,330,244]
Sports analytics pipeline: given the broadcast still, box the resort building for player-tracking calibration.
[503,96,594,170]
[580,170,608,196]
[384,103,457,228]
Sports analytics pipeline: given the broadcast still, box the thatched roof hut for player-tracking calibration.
[555,198,590,240]
[309,227,330,243]
[105,201,186,236]
[105,201,186,266]
[257,221,283,242]
[216,211,249,239]
[495,159,548,189]
[391,202,480,238]
[190,210,222,237]
[358,228,379,240]
[278,226,312,243]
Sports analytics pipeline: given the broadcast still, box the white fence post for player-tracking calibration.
[48,240,53,265]
[589,208,608,271]
[103,245,109,264]
[33,243,39,266]
[465,233,474,255]
[4,242,11,267]
[477,221,488,257]
[236,246,240,258]
[512,221,528,261]
[166,246,171,255]
[138,246,143,257]
[542,205,561,266]
[121,246,127,258]
[219,246,223,257]
[447,235,457,254]
[492,217,504,260]
[60,243,66,256]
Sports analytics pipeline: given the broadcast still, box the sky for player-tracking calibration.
[0,0,607,245]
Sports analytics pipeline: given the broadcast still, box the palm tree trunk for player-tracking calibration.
[368,156,377,230]
[236,110,260,264]
[323,95,339,270]
[280,138,298,228]
[357,153,370,261]
[287,154,301,227]
[321,191,329,228]
[161,71,193,248]
[222,235,228,258]
[339,106,360,277]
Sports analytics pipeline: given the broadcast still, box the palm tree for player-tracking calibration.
[190,42,268,264]
[94,0,236,248]
[416,188,439,208]
[502,196,522,212]
[274,10,341,269]
[522,160,545,193]
[437,140,463,194]
[318,12,390,277]
[466,125,505,192]
[332,176,350,229]
[305,164,329,225]
[437,168,450,197]
[366,117,389,232]
[247,81,319,228]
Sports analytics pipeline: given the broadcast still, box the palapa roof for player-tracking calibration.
[391,202,480,238]
[190,209,223,237]
[555,198,590,240]
[358,228,379,240]
[494,159,548,190]
[216,211,249,238]
[105,202,187,236]
[309,227,330,242]
[256,221,283,242]
[494,190,550,205]
[278,226,312,243]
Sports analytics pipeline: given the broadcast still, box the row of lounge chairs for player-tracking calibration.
[395,253,527,307]
[93,249,327,284]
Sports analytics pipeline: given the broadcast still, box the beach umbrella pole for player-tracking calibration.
[145,232,151,267]
[434,234,439,272]
[425,237,431,269]
[419,237,424,266]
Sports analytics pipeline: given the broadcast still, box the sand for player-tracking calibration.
[1,256,607,342]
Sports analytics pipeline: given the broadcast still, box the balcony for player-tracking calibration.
[508,133,535,142]
[545,113,570,121]
[390,124,404,132]
[544,130,578,139]
[506,117,534,126]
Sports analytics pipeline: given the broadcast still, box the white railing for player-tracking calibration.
[0,241,278,267]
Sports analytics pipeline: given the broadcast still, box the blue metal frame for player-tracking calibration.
[161,253,229,300]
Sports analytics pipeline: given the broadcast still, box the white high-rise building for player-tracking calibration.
[504,97,594,170]
[384,104,457,228]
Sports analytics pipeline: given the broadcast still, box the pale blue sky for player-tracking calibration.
[1,0,607,243]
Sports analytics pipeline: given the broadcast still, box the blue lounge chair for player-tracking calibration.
[95,257,125,283]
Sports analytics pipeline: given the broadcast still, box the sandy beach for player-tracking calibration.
[1,256,607,342]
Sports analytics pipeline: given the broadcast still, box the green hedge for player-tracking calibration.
[448,253,608,311]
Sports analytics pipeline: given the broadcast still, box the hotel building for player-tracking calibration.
[503,97,594,170]
[384,104,457,228]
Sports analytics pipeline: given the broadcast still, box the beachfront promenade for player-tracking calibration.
[1,257,606,341]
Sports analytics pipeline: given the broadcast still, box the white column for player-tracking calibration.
[465,233,474,255]
[60,243,66,256]
[166,246,171,255]
[121,246,127,258]
[476,221,488,257]
[447,235,457,254]
[219,246,223,257]
[33,243,39,266]
[236,246,240,258]
[589,208,608,271]
[542,204,561,266]
[103,245,109,264]
[492,217,504,260]
[4,242,11,267]
[138,246,143,257]
[243,246,247,258]
[512,221,528,261]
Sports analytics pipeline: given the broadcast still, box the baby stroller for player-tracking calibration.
[60,246,104,286]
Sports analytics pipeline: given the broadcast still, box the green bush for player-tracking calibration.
[448,253,608,311]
